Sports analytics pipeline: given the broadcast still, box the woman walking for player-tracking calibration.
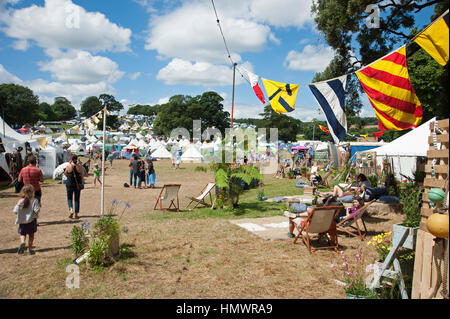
[64,155,84,219]
[146,159,157,188]
[14,184,40,255]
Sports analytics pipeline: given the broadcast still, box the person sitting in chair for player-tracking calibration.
[321,173,371,198]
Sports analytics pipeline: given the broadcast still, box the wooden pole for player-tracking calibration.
[231,63,237,127]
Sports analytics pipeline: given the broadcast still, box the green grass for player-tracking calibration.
[145,176,309,221]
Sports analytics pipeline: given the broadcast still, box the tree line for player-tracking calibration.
[0,83,124,129]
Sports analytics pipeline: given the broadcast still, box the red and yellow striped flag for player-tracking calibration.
[356,46,422,131]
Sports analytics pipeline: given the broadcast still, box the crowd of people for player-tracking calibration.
[128,153,157,189]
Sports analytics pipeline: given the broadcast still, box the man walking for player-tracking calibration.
[18,155,44,205]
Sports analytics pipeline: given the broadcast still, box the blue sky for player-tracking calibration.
[0,0,436,121]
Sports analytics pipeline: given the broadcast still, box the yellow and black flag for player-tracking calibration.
[414,9,449,66]
[262,78,299,114]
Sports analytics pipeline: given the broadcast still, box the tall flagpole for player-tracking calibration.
[231,62,237,127]
[100,107,106,216]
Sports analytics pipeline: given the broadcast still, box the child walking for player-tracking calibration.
[93,163,102,186]
[14,184,40,255]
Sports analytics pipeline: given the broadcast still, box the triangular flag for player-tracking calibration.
[309,75,348,144]
[73,125,80,134]
[60,132,68,141]
[104,107,109,116]
[91,115,100,124]
[262,79,299,113]
[36,137,47,149]
[85,119,94,129]
[97,112,103,119]
[241,67,265,104]
[356,46,422,131]
[414,10,449,66]
[316,124,330,134]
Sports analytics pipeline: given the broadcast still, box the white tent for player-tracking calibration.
[369,117,435,179]
[151,145,172,159]
[137,139,148,149]
[181,145,204,163]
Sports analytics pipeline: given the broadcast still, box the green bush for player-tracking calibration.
[398,182,424,228]
[70,225,88,256]
[195,166,208,173]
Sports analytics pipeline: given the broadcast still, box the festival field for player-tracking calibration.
[0,159,405,299]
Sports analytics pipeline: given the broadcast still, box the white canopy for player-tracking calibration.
[151,145,172,159]
[181,145,204,163]
[369,117,435,179]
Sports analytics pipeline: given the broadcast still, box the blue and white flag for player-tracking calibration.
[309,75,348,144]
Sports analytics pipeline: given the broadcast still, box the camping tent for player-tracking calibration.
[181,145,204,163]
[369,117,435,179]
[151,145,172,159]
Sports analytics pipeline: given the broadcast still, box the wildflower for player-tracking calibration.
[342,262,348,268]
[81,219,91,231]
[331,263,337,269]
[122,226,129,235]
[123,202,131,209]
[346,270,353,276]
[355,253,361,261]
[111,199,119,207]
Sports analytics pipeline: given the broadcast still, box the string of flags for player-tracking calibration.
[56,107,109,141]
[236,9,448,143]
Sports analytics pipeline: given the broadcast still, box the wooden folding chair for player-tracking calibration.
[319,171,332,188]
[292,206,343,255]
[186,182,216,209]
[336,200,376,241]
[154,184,181,212]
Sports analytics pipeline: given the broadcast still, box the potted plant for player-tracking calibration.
[70,200,131,268]
[394,178,423,250]
[287,171,294,179]
[300,167,308,178]
[331,251,377,299]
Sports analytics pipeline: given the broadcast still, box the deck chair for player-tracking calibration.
[336,200,376,241]
[186,182,216,209]
[154,184,181,212]
[292,206,344,254]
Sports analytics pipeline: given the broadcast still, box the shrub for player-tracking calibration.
[70,225,88,256]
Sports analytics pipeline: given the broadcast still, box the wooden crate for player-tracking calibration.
[412,118,449,299]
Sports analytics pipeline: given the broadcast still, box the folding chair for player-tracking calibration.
[154,184,181,212]
[186,182,216,209]
[292,206,343,255]
[319,171,332,188]
[336,200,376,241]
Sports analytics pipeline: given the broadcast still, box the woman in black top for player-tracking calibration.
[64,155,84,219]
[146,159,157,188]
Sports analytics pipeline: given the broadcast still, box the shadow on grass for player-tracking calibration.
[119,244,137,260]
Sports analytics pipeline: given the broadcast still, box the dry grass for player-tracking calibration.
[0,159,404,299]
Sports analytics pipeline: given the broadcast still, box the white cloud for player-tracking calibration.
[3,0,132,52]
[128,72,142,80]
[0,63,22,84]
[249,0,314,28]
[38,50,124,84]
[145,1,273,64]
[157,97,170,104]
[156,58,247,86]
[283,44,335,72]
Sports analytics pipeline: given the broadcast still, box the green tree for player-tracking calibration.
[38,102,58,121]
[153,92,230,137]
[311,1,449,121]
[99,94,123,114]
[80,96,103,117]
[254,105,302,142]
[52,97,77,120]
[127,104,162,116]
[0,83,40,126]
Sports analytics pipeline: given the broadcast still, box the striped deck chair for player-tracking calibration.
[186,182,216,209]
[293,206,344,255]
[336,200,376,241]
[154,184,181,212]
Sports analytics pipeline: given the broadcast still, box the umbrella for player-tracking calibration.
[53,162,70,180]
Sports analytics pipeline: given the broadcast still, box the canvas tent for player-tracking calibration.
[181,145,204,163]
[151,145,172,159]
[368,117,435,179]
